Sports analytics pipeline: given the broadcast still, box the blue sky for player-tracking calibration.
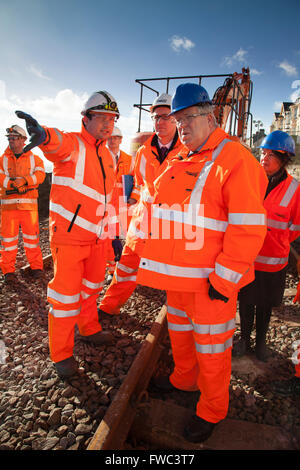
[1,0,300,171]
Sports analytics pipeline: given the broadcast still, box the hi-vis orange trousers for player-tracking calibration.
[0,209,43,275]
[99,244,140,314]
[47,241,108,363]
[166,289,237,423]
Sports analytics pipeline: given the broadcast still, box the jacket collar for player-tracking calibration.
[80,121,106,148]
[4,146,32,159]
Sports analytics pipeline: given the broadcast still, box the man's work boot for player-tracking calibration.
[183,415,216,443]
[272,376,300,397]
[151,375,179,392]
[4,272,17,284]
[81,330,114,346]
[98,308,116,322]
[54,356,79,379]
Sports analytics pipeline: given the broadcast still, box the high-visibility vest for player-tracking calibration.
[0,146,45,211]
[136,127,268,299]
[126,132,185,252]
[255,173,300,272]
[40,123,116,245]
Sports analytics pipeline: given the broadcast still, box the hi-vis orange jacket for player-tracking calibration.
[136,128,268,298]
[255,172,300,272]
[39,123,116,245]
[0,146,45,211]
[126,131,185,254]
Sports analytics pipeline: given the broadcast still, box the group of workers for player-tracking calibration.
[0,83,299,444]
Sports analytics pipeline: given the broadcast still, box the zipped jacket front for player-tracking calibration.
[137,128,268,298]
[39,123,116,245]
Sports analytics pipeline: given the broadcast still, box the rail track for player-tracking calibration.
[1,226,299,451]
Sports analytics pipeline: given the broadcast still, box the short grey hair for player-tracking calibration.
[196,103,217,127]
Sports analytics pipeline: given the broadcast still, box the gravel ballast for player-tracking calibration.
[0,220,299,450]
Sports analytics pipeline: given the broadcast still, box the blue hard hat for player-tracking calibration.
[260,130,295,156]
[170,83,212,115]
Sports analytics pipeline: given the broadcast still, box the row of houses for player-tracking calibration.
[270,97,300,142]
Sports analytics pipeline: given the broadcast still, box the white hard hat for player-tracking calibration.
[6,125,27,139]
[111,126,122,137]
[150,93,172,112]
[81,90,120,118]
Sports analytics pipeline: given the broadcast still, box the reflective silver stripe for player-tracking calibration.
[195,337,233,354]
[47,287,80,304]
[35,166,45,172]
[228,213,266,225]
[82,278,104,290]
[215,262,242,284]
[189,138,231,206]
[280,178,299,207]
[50,202,101,235]
[289,223,300,231]
[23,242,39,249]
[140,258,214,279]
[256,255,288,265]
[44,128,64,154]
[115,273,137,283]
[167,305,187,318]
[51,176,110,204]
[168,322,194,332]
[74,136,86,184]
[3,155,8,174]
[117,263,138,274]
[193,318,235,335]
[153,206,228,232]
[139,154,146,181]
[1,198,37,204]
[2,244,18,251]
[128,223,146,239]
[29,154,35,175]
[3,176,10,188]
[49,306,80,318]
[1,235,19,242]
[22,233,39,240]
[267,218,288,230]
[31,174,37,185]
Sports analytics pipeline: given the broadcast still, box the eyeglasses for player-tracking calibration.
[90,113,118,123]
[174,113,209,127]
[151,114,174,123]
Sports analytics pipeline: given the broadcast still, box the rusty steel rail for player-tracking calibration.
[88,305,168,450]
[20,253,53,274]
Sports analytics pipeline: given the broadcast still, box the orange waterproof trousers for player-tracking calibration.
[166,288,237,423]
[0,209,43,274]
[99,244,140,315]
[48,241,107,363]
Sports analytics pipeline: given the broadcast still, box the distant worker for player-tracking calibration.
[0,125,45,283]
[106,126,134,280]
[136,83,268,443]
[98,93,185,317]
[15,90,123,379]
[233,130,300,361]
[272,346,300,396]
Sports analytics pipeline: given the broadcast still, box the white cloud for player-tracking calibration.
[273,101,282,111]
[222,48,248,67]
[290,80,300,102]
[278,60,297,76]
[0,82,143,171]
[169,35,195,53]
[251,68,263,76]
[28,64,52,80]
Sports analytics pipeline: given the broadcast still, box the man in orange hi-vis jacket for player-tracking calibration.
[15,91,123,379]
[106,126,134,280]
[98,93,185,317]
[136,83,268,443]
[0,125,45,283]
